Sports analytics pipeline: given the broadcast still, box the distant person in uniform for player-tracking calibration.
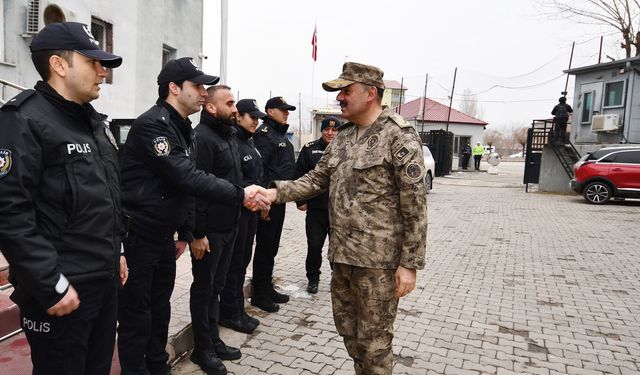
[264,62,427,374]
[295,116,340,294]
[472,141,484,171]
[118,57,269,375]
[250,96,297,313]
[461,142,472,170]
[551,96,573,144]
[0,22,126,374]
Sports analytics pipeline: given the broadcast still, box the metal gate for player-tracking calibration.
[523,120,552,191]
[423,130,453,177]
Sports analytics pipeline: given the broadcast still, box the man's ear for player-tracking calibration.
[204,102,216,115]
[168,82,181,96]
[49,55,68,78]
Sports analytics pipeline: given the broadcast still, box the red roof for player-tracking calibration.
[384,80,407,90]
[398,97,487,125]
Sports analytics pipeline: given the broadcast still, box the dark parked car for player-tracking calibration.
[571,146,640,204]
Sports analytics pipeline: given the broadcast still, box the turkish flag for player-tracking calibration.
[311,26,317,61]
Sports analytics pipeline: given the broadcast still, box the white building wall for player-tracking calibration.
[1,0,203,120]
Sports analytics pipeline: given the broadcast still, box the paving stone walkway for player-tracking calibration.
[172,162,640,374]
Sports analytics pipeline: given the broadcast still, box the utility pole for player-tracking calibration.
[445,67,457,133]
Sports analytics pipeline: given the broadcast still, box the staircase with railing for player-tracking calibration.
[0,78,27,105]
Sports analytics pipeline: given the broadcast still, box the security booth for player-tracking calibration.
[423,129,453,177]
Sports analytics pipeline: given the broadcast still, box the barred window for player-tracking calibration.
[91,16,114,84]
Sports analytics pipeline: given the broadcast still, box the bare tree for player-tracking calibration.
[540,0,640,57]
[483,129,503,153]
[514,126,530,156]
[459,89,484,119]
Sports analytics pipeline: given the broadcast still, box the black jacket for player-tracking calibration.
[0,82,122,309]
[120,100,244,244]
[295,138,329,210]
[252,117,295,187]
[235,125,264,188]
[192,111,243,237]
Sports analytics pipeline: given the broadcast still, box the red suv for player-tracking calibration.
[571,146,640,204]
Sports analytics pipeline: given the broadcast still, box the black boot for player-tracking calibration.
[190,349,227,375]
[219,314,257,334]
[243,311,260,326]
[270,286,289,303]
[213,338,242,361]
[307,281,319,294]
[251,293,279,312]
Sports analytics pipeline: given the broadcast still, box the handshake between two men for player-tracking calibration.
[242,185,278,211]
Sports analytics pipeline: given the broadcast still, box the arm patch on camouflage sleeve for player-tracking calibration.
[393,147,410,163]
[404,162,424,182]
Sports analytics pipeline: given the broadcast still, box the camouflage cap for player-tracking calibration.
[322,62,385,92]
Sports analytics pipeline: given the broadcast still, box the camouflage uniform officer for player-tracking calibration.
[265,62,427,374]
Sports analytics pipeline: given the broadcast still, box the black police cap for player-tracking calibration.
[237,99,267,119]
[265,96,296,111]
[30,22,123,68]
[157,57,219,85]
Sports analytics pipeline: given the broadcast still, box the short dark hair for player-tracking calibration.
[158,80,185,100]
[31,50,73,80]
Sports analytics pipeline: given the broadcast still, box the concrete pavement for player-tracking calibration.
[171,161,640,374]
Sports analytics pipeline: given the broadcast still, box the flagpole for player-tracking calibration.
[310,23,317,135]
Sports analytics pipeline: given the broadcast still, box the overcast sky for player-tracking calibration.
[202,0,623,131]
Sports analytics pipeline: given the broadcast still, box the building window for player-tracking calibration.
[581,91,593,124]
[91,17,113,84]
[603,81,624,108]
[162,44,176,68]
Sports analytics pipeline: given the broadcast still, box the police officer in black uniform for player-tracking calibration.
[188,85,244,374]
[295,116,340,294]
[219,99,265,333]
[0,22,126,374]
[118,58,269,375]
[251,96,296,312]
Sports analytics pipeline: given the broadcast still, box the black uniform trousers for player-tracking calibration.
[305,208,330,283]
[474,155,482,170]
[21,277,118,375]
[118,230,176,375]
[190,228,238,351]
[554,117,568,144]
[252,203,286,294]
[220,209,258,319]
[462,154,471,169]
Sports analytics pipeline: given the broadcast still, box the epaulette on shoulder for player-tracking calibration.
[1,89,36,111]
[389,112,411,128]
[259,125,269,133]
[305,140,318,148]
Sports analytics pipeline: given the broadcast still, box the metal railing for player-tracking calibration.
[0,78,27,105]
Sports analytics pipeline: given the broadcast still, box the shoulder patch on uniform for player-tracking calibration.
[0,149,13,179]
[1,89,36,110]
[405,161,423,180]
[393,146,410,162]
[389,112,411,127]
[260,126,269,133]
[152,136,171,156]
[305,140,316,147]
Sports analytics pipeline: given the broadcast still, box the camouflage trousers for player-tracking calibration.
[331,263,398,375]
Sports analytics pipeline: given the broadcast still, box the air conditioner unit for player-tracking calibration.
[591,114,619,132]
[25,0,40,34]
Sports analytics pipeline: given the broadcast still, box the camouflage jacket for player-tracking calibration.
[274,109,427,270]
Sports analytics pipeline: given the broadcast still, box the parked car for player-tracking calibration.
[570,146,640,204]
[422,145,435,194]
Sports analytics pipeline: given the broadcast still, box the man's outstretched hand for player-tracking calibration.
[243,185,271,211]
